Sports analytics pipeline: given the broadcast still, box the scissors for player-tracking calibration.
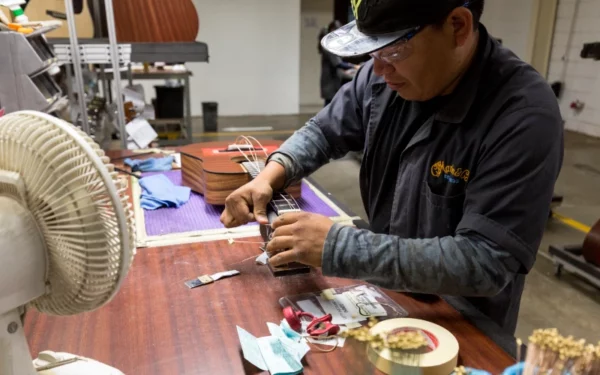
[283,306,340,337]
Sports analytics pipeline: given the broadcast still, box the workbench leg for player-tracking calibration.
[184,75,192,144]
[127,63,133,86]
[554,262,563,277]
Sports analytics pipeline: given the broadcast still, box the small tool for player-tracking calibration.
[283,306,340,337]
[185,270,240,289]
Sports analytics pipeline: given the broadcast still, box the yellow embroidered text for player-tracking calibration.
[430,161,470,183]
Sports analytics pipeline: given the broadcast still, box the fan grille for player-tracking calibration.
[0,111,135,315]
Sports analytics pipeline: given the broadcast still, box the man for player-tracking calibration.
[220,0,563,334]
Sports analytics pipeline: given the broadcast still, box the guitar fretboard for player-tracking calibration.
[241,160,301,215]
[241,160,265,179]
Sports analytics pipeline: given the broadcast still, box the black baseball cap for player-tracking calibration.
[321,0,470,57]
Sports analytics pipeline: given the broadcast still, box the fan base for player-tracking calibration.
[0,308,36,375]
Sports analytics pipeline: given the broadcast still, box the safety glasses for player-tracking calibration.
[369,26,423,64]
[369,0,473,64]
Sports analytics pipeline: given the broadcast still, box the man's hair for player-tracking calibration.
[468,0,485,25]
[432,0,485,27]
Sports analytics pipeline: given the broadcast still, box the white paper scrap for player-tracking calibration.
[255,252,268,265]
[316,295,364,325]
[354,285,384,298]
[126,118,157,149]
[344,291,387,317]
[236,326,267,371]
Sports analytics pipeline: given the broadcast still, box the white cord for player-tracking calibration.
[227,238,267,245]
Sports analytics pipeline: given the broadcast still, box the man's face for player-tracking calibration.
[372,9,473,101]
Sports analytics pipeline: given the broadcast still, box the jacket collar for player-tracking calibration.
[435,24,493,124]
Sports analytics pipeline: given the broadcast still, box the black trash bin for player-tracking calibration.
[154,86,184,119]
[202,102,218,132]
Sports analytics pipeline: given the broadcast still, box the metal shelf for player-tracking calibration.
[47,39,210,63]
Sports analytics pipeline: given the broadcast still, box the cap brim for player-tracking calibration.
[321,20,413,57]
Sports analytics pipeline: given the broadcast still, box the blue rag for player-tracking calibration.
[124,156,174,172]
[453,369,491,375]
[502,363,524,375]
[139,174,191,210]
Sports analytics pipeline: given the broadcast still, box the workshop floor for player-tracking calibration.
[189,111,600,344]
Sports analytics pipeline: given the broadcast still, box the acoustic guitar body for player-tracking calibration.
[109,0,199,42]
[180,141,301,206]
[582,219,600,267]
[24,0,94,38]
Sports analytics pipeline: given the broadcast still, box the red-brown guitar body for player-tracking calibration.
[179,141,301,205]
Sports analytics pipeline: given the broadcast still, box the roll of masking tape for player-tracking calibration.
[367,318,459,375]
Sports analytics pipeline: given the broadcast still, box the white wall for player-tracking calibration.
[481,0,537,63]
[299,0,333,107]
[547,0,600,138]
[135,0,301,117]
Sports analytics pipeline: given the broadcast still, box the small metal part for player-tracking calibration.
[7,321,18,334]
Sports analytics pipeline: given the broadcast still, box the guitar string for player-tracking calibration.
[227,135,273,247]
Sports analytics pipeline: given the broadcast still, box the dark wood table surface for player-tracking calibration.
[24,147,515,374]
[25,239,515,374]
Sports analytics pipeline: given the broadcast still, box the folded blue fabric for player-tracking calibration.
[502,363,524,375]
[139,174,191,210]
[453,369,491,375]
[124,156,174,172]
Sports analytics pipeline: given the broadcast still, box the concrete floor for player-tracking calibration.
[188,113,600,344]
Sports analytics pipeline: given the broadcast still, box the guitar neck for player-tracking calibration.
[241,160,301,216]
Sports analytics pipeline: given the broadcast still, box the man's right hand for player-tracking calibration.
[220,160,287,228]
[220,179,273,227]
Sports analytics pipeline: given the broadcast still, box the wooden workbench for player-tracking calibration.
[23,147,517,374]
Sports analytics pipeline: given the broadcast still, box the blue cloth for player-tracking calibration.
[502,363,524,375]
[452,369,491,375]
[139,174,190,210]
[124,156,174,172]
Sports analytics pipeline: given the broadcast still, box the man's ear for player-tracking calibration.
[448,7,474,47]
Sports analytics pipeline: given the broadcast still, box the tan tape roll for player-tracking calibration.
[367,318,459,375]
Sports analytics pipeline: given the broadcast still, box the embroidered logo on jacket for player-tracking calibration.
[431,161,470,184]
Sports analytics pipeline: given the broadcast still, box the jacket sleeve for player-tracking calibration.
[267,62,373,187]
[321,106,563,295]
[322,225,519,296]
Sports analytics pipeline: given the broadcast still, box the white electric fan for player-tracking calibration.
[0,111,136,374]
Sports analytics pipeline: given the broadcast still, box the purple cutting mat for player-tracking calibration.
[141,170,339,236]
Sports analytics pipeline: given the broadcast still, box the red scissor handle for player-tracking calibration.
[306,314,340,337]
[282,306,340,337]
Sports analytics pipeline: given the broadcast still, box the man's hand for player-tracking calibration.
[266,212,334,268]
[221,161,287,228]
[220,179,273,227]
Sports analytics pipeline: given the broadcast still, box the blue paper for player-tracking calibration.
[124,156,174,172]
[279,319,302,343]
[502,363,524,375]
[236,326,267,371]
[139,174,191,210]
[237,324,309,375]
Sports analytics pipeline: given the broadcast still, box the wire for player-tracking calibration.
[227,238,267,245]
[303,335,340,352]
[233,136,262,175]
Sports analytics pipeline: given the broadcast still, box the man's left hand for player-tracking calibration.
[266,212,334,268]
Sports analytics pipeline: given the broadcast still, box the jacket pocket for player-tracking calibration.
[419,182,465,237]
